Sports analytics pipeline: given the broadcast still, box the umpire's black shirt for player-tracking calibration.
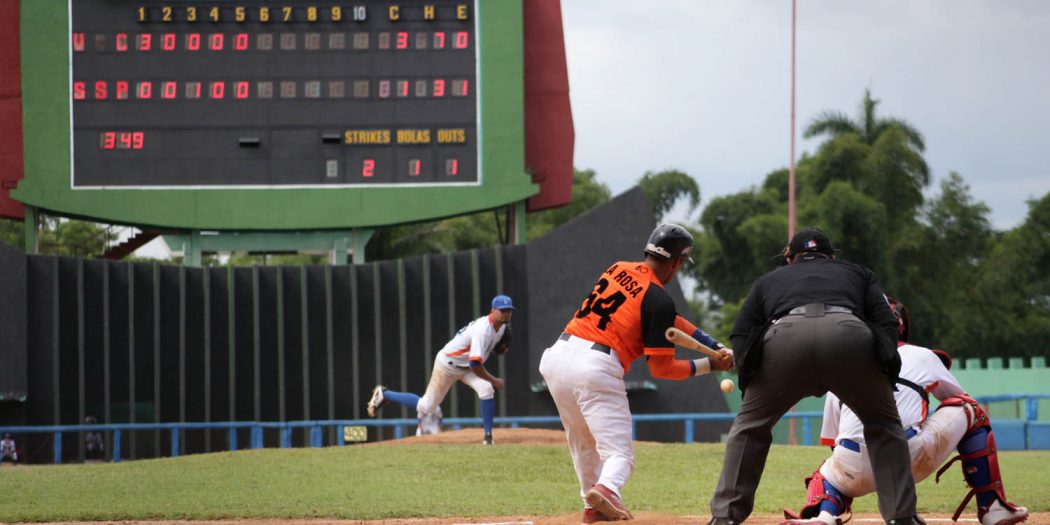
[729,256,901,389]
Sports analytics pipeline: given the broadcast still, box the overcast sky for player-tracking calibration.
[559,0,1050,231]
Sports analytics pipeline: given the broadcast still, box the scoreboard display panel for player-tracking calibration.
[73,1,477,187]
[14,0,537,230]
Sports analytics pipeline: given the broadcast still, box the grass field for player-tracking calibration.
[1,436,1048,522]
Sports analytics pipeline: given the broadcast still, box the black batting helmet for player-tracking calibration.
[645,224,694,263]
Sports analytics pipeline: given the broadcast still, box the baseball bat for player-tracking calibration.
[665,327,726,360]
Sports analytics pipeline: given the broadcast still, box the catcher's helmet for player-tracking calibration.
[644,224,694,263]
[886,295,911,342]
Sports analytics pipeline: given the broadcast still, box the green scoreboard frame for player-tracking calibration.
[14,0,537,230]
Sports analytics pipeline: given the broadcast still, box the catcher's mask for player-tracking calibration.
[886,295,911,343]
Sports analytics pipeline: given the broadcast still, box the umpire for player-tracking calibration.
[708,228,921,525]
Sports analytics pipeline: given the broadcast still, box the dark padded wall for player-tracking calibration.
[0,241,27,403]
[12,243,528,461]
[4,187,732,462]
[526,188,731,442]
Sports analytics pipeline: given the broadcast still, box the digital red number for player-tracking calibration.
[162,81,177,99]
[95,81,108,99]
[409,159,421,176]
[235,33,249,50]
[137,81,152,99]
[162,33,176,50]
[362,159,375,177]
[210,82,225,99]
[118,132,133,149]
[433,79,445,97]
[132,132,144,150]
[397,80,409,97]
[73,33,85,52]
[115,81,129,100]
[138,33,152,51]
[396,31,408,49]
[446,158,458,176]
[209,33,224,50]
[235,82,249,99]
[73,82,86,100]
[116,33,128,51]
[433,32,445,49]
[187,33,201,51]
[101,132,116,150]
[454,32,468,49]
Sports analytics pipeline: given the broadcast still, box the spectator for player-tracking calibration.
[85,415,105,461]
[0,433,17,465]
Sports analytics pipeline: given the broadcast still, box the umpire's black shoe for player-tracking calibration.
[887,517,926,525]
[708,518,739,525]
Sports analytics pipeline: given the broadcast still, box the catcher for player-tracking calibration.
[367,295,514,444]
[782,297,1028,525]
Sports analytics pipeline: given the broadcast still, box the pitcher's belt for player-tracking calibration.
[559,332,612,355]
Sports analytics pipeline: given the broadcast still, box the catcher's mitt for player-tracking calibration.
[494,325,512,355]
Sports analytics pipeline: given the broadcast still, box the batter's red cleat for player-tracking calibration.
[581,507,612,524]
[585,483,633,520]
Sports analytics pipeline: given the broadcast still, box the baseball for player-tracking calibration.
[720,378,735,393]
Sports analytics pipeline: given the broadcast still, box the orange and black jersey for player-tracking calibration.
[563,261,679,373]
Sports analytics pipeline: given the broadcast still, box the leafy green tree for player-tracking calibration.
[0,218,23,248]
[692,188,780,302]
[803,89,930,226]
[525,168,611,241]
[637,169,700,222]
[960,192,1050,358]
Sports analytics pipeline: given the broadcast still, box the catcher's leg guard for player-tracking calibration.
[935,395,1026,524]
[782,468,853,523]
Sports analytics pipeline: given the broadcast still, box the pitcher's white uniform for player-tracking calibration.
[819,343,966,495]
[417,314,507,416]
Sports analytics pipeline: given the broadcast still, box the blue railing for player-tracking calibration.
[0,412,822,464]
[4,394,1047,464]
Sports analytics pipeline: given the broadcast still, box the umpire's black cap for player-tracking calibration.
[773,227,837,266]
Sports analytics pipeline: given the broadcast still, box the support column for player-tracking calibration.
[329,235,349,265]
[184,231,202,267]
[24,205,39,254]
[509,201,526,245]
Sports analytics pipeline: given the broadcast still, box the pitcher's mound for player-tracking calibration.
[373,427,565,446]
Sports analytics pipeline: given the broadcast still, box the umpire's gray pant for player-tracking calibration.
[710,312,916,522]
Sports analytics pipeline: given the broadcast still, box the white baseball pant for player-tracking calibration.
[821,404,972,497]
[416,355,495,415]
[539,335,634,504]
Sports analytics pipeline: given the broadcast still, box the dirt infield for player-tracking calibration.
[369,426,567,446]
[34,514,1050,525]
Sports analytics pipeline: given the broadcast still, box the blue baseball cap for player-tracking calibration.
[491,295,514,310]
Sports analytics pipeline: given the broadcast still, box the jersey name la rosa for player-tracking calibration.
[563,261,678,372]
[439,314,507,368]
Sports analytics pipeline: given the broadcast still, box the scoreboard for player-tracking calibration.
[73,1,478,187]
[14,0,541,230]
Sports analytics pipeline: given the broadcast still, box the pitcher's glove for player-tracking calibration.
[495,325,512,355]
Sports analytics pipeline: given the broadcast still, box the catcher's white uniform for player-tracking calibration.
[819,343,966,494]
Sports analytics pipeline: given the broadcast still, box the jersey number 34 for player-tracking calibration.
[575,278,626,330]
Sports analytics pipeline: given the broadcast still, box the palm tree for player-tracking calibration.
[804,88,929,184]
